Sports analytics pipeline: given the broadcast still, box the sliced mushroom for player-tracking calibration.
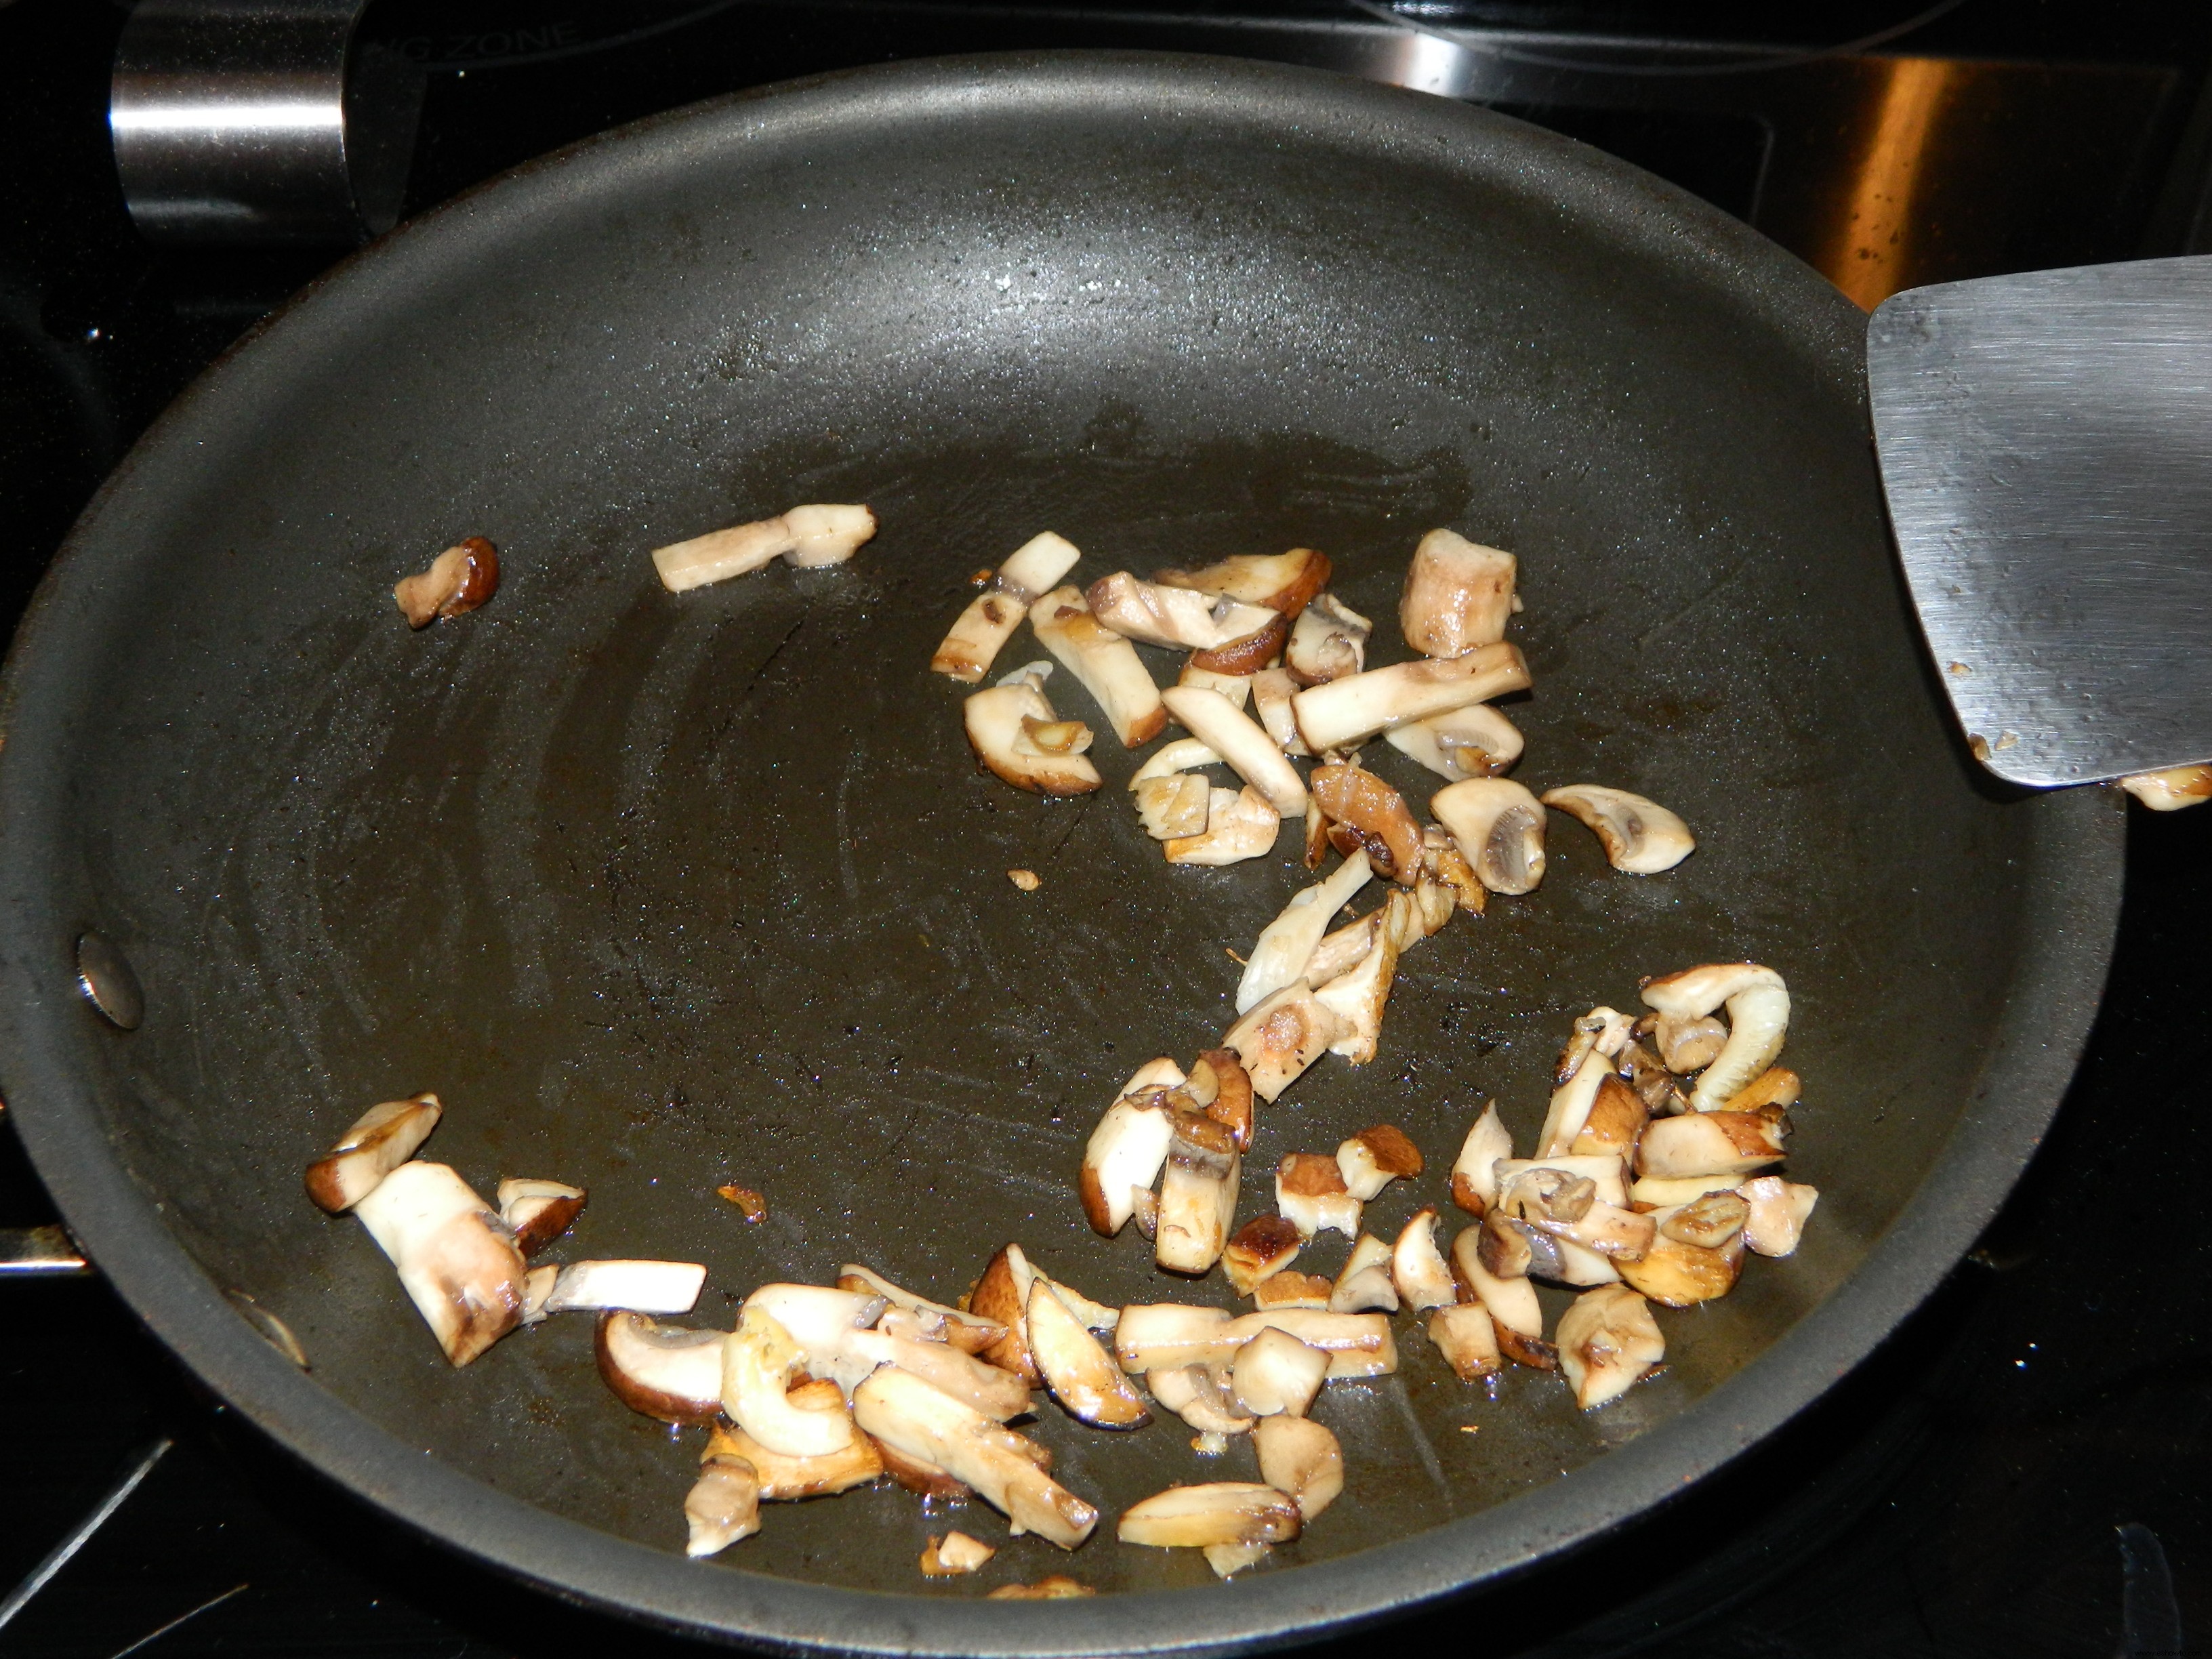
[1338,1124,1425,1201]
[1223,1214,1303,1296]
[1635,1105,1788,1179]
[1230,1327,1329,1417]
[392,536,500,630]
[1225,981,1349,1103]
[969,1243,1042,1384]
[1324,1232,1395,1316]
[651,504,874,591]
[495,1178,586,1257]
[1221,1309,1397,1379]
[1449,1102,1513,1216]
[305,1093,443,1214]
[1189,1048,1257,1151]
[1079,1084,1176,1237]
[722,1307,860,1458]
[1391,1207,1458,1312]
[1617,1035,1689,1116]
[1303,909,1382,991]
[1307,763,1421,880]
[1556,1284,1664,1410]
[1450,1223,1553,1368]
[1285,592,1372,687]
[1420,825,1487,915]
[1115,1303,1238,1373]
[1160,684,1309,818]
[1493,1155,1629,1208]
[1147,1360,1254,1436]
[1385,701,1525,783]
[1028,1279,1149,1429]
[1155,547,1332,616]
[1615,1233,1744,1307]
[1427,1303,1500,1381]
[684,1454,762,1557]
[853,1367,1098,1548]
[1722,1067,1801,1113]
[1540,785,1696,875]
[1029,584,1170,747]
[1252,1415,1343,1522]
[1534,1021,1627,1157]
[1738,1176,1819,1257]
[1187,610,1288,676]
[1660,1189,1751,1249]
[1157,1111,1241,1276]
[1399,529,1515,658]
[1639,962,1791,1112]
[1625,1174,1736,1208]
[1236,850,1373,1015]
[1250,667,1311,757]
[987,1576,1097,1600]
[352,1161,527,1366]
[839,1328,1034,1419]
[1651,1012,1728,1075]
[742,1286,890,1376]
[1118,1481,1302,1551]
[596,1311,726,1422]
[963,664,1103,795]
[930,531,1082,682]
[1570,1075,1650,1163]
[2118,764,2212,810]
[1164,785,1281,865]
[1130,736,1225,784]
[1291,642,1531,756]
[1275,1151,1361,1240]
[876,1439,972,1502]
[1303,801,1333,869]
[1314,890,1410,1065]
[1430,777,1547,895]
[520,1264,556,1325]
[1254,1271,1334,1311]
[705,1406,884,1500]
[1498,1171,1656,1263]
[1553,1006,1635,1088]
[1086,572,1279,652]
[836,1264,1005,1355]
[1177,661,1258,705]
[1132,773,1211,839]
[920,1530,996,1576]
[542,1258,707,1316]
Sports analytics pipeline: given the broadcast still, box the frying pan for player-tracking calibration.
[0,52,2118,1656]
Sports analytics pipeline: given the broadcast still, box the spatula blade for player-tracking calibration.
[1868,255,2212,787]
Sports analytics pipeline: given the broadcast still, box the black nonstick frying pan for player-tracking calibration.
[0,52,2118,1656]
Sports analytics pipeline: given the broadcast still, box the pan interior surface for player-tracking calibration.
[0,54,2116,1652]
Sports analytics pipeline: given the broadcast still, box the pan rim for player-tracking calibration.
[0,49,2123,1656]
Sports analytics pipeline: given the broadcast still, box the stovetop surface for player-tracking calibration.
[2,3,2208,1654]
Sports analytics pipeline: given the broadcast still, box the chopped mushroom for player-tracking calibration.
[1628,1174,1743,1208]
[1229,1328,1329,1418]
[1722,1067,1801,1113]
[1252,1415,1343,1521]
[964,663,1103,796]
[1303,910,1380,989]
[969,1243,1043,1384]
[705,1403,884,1500]
[1497,1170,1656,1263]
[1115,1303,1238,1372]
[920,1530,996,1576]
[544,1259,707,1316]
[684,1454,762,1557]
[1309,763,1422,880]
[1036,1272,1119,1332]
[837,1264,1005,1355]
[1427,1303,1501,1381]
[1236,849,1374,1015]
[596,1311,726,1422]
[838,1328,1033,1419]
[1420,825,1487,914]
[1029,583,1170,746]
[1553,1006,1637,1089]
[394,537,499,628]
[1535,1017,1631,1155]
[874,1438,973,1502]
[1028,1279,1150,1429]
[1187,609,1290,676]
[1329,1232,1399,1314]
[1223,1215,1304,1296]
[1313,889,1410,1064]
[1080,1078,1177,1237]
[1164,785,1280,865]
[1399,529,1516,658]
[1570,1074,1650,1162]
[1738,1176,1819,1256]
[1189,1048,1257,1151]
[930,531,1082,682]
[1430,777,1547,895]
[1086,572,1279,652]
[1450,1102,1514,1216]
[1275,1152,1361,1240]
[1494,1155,1629,1208]
[1132,773,1212,839]
[1650,1012,1728,1075]
[1118,1482,1302,1551]
[1155,547,1332,616]
[988,1576,1097,1599]
[520,1264,556,1325]
[495,1178,586,1257]
[1160,685,1309,817]
[1254,1271,1334,1311]
[1391,1208,1458,1312]
[722,1306,861,1458]
[1338,1125,1425,1201]
[1285,592,1372,687]
[1659,1189,1751,1249]
[1225,981,1349,1102]
[1130,736,1224,784]
[1555,1284,1665,1410]
[1540,784,1696,875]
[1148,1361,1254,1436]
[717,1183,769,1221]
[1177,661,1258,705]
[1616,1234,1744,1307]
[1202,1540,1273,1580]
[1635,1105,1789,1179]
[1250,668,1311,756]
[652,505,874,591]
[853,1367,1099,1548]
[304,1093,443,1214]
[352,1161,527,1366]
[1156,1111,1242,1275]
[1640,962,1791,1113]
[2118,764,2212,810]
[1220,1309,1397,1378]
[1290,642,1531,755]
[1450,1223,1553,1368]
[1385,702,1525,781]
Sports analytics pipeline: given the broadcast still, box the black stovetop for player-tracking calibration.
[2,3,2208,1654]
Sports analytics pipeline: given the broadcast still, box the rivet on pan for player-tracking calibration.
[226,1290,310,1370]
[75,930,144,1031]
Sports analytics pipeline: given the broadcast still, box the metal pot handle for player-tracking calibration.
[0,1225,89,1278]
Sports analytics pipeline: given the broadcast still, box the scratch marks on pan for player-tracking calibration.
[836,747,864,902]
[1387,1380,1454,1504]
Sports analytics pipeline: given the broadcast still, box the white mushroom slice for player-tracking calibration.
[1629,1174,1744,1208]
[1540,784,1695,874]
[837,1328,1033,1418]
[2118,764,2212,810]
[1427,1303,1501,1380]
[1230,1328,1329,1418]
[722,1307,861,1458]
[1178,663,1256,708]
[1385,702,1525,782]
[1250,668,1311,756]
[651,504,875,590]
[1556,1284,1665,1410]
[1027,1280,1149,1429]
[352,1161,527,1366]
[1252,1271,1334,1311]
[1225,981,1349,1102]
[1118,1482,1302,1551]
[964,670,1103,796]
[495,1178,586,1257]
[1303,911,1381,989]
[1450,1223,1553,1370]
[1028,584,1169,747]
[1015,715,1094,756]
[1128,773,1209,840]
[1275,1152,1361,1240]
[1220,1309,1397,1379]
[1314,890,1410,1063]
[520,1264,556,1325]
[1086,572,1279,651]
[1553,1006,1636,1089]
[1391,1208,1458,1312]
[1328,1233,1399,1314]
[932,532,1082,682]
[853,1368,1099,1549]
[1115,1304,1238,1373]
[1236,850,1373,1015]
[1739,1176,1820,1256]
[1399,529,1515,658]
[305,1094,443,1214]
[1148,1362,1255,1436]
[705,1395,884,1500]
[684,1454,762,1557]
[836,1265,1006,1356]
[596,1311,726,1422]
[1254,1415,1344,1529]
[1431,777,1547,895]
[1130,737,1225,785]
[1155,547,1332,615]
[1616,1233,1744,1307]
[1156,1111,1242,1276]
[1038,1273,1120,1332]
[1450,1103,1514,1216]
[1080,1084,1176,1237]
[1635,1107,1788,1179]
[1291,642,1531,755]
[1285,592,1372,686]
[1160,684,1309,818]
[1164,785,1280,865]
[920,1530,998,1576]
[1338,1124,1425,1202]
[1639,962,1791,1113]
[1223,1215,1304,1296]
[1494,1155,1629,1208]
[540,1258,705,1317]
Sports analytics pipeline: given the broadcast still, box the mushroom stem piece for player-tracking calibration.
[853,1367,1099,1549]
[1739,1176,1820,1256]
[1160,684,1309,817]
[1149,1361,1256,1436]
[544,1259,707,1316]
[1224,1214,1304,1296]
[1555,1284,1665,1410]
[1390,1207,1459,1312]
[1290,642,1530,755]
[1635,1106,1790,1179]
[1117,1482,1302,1550]
[1236,850,1373,1015]
[1338,1125,1425,1202]
[1115,1304,1237,1373]
[1220,1309,1397,1378]
[1275,1151,1361,1240]
[1427,1303,1501,1380]
[1399,529,1516,659]
[1540,785,1696,874]
[1451,1223,1551,1368]
[352,1160,526,1366]
[1229,1327,1329,1418]
[1029,583,1170,746]
[1430,777,1547,895]
[1225,981,1349,1103]
[1156,1111,1242,1275]
[836,1264,1005,1354]
[1328,1233,1399,1314]
[305,1093,443,1214]
[920,1530,997,1576]
[1313,891,1408,1065]
[652,505,874,591]
[932,532,1082,683]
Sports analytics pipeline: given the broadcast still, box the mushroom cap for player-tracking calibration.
[1163,784,1281,866]
[1430,777,1547,895]
[1285,592,1372,687]
[1385,701,1525,782]
[304,1093,443,1214]
[596,1311,726,1422]
[1338,1124,1425,1200]
[1252,1414,1343,1521]
[1154,547,1332,617]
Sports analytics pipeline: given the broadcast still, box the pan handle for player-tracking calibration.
[0,1225,90,1278]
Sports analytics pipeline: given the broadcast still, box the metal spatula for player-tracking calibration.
[1867,255,2212,788]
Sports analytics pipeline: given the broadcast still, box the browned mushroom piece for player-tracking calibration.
[1721,1066,1801,1113]
[1494,1153,1630,1206]
[1147,1360,1254,1437]
[1189,1048,1257,1151]
[1163,785,1281,866]
[1175,663,1256,708]
[1635,1105,1790,1179]
[596,1311,726,1422]
[931,532,1082,682]
[1449,1102,1513,1216]
[1236,850,1374,1015]
[716,1183,770,1221]
[684,1454,762,1557]
[520,1264,556,1325]
[1427,1303,1501,1380]
[964,665,1103,796]
[1328,1233,1399,1314]
[352,1160,527,1366]
[1399,529,1516,658]
[1390,1207,1459,1312]
[838,1328,1035,1419]
[651,505,874,592]
[1535,1010,1633,1155]
[1385,703,1525,781]
[1188,611,1291,676]
[1155,547,1332,617]
[1450,1223,1553,1368]
[876,1437,973,1502]
[1617,1035,1689,1115]
[968,1243,1043,1385]
[495,1178,586,1257]
[1078,1076,1178,1238]
[1029,583,1170,746]
[1275,1151,1361,1240]
[1254,1271,1334,1311]
[1302,802,1333,868]
[987,1576,1097,1600]
[1660,1189,1751,1249]
[1225,981,1349,1103]
[1086,572,1279,651]
[1420,825,1487,914]
[1118,1482,1303,1551]
[1738,1176,1820,1256]
[853,1367,1098,1548]
[1555,1284,1665,1409]
[2118,764,2212,810]
[1313,890,1412,1065]
[1221,1309,1397,1378]
[1223,1214,1304,1296]
[1640,962,1791,1111]
[1160,685,1309,818]
[1307,763,1422,881]
[1497,1169,1656,1263]
[919,1530,997,1576]
[1540,784,1696,874]
[1114,1303,1238,1372]
[1615,1233,1744,1307]
[1156,1110,1242,1276]
[1130,736,1224,784]
[1430,777,1547,895]
[1229,1327,1329,1418]
[1291,640,1530,754]
[1570,1074,1650,1162]
[1285,592,1373,687]
[304,1093,442,1214]
[395,537,500,627]
[544,1258,708,1316]
[1252,1414,1343,1521]
[1027,1279,1150,1429]
[1250,667,1311,757]
[1338,1124,1425,1201]
[1132,773,1212,840]
[705,1404,886,1500]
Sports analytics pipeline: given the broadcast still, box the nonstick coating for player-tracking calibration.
[0,54,2118,1656]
